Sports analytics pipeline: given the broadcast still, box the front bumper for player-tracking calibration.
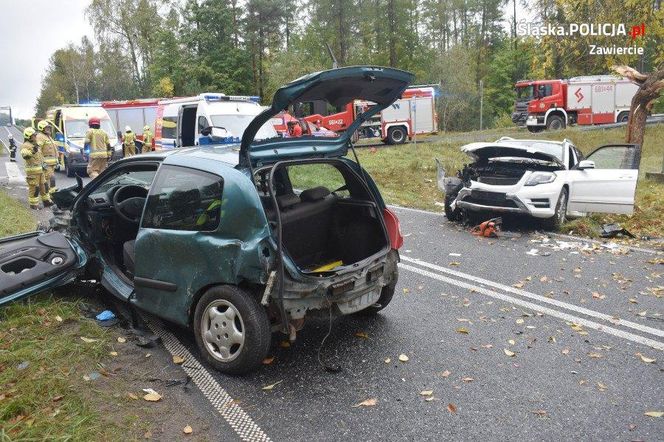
[526,114,545,127]
[280,249,399,320]
[454,182,561,219]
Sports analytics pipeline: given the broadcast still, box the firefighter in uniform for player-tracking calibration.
[36,120,58,195]
[123,125,136,157]
[21,127,52,209]
[85,117,111,178]
[8,134,17,162]
[142,125,153,153]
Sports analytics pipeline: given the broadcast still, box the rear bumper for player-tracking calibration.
[280,249,399,320]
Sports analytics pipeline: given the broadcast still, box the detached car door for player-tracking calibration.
[0,231,87,306]
[567,144,641,214]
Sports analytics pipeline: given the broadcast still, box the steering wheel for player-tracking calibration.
[112,185,148,223]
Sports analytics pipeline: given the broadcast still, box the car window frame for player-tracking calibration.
[141,164,225,233]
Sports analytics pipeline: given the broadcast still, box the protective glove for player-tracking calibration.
[32,145,39,154]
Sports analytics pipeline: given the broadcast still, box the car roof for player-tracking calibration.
[119,145,241,174]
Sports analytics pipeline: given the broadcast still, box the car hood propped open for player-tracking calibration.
[461,141,565,167]
[239,66,414,167]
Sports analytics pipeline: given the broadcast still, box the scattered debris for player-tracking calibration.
[80,337,98,343]
[262,380,283,391]
[600,223,635,239]
[142,388,162,402]
[419,390,434,396]
[95,310,118,327]
[172,355,185,365]
[183,425,193,434]
[83,372,102,382]
[352,398,378,408]
[17,361,29,370]
[471,217,502,238]
[447,403,457,414]
[262,356,275,365]
[117,337,127,343]
[644,411,664,418]
[503,349,516,357]
[398,354,410,362]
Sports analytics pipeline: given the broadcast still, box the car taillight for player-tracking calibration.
[383,207,404,250]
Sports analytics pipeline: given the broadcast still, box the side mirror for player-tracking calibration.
[577,160,595,170]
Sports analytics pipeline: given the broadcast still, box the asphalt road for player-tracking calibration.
[2,125,663,440]
[166,207,663,441]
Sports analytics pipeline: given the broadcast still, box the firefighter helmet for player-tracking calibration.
[23,127,36,140]
[143,125,150,131]
[88,117,100,127]
[37,120,49,131]
[125,125,132,132]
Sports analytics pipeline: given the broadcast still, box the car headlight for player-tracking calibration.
[525,172,556,186]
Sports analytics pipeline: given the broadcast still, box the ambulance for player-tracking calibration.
[154,93,266,149]
[46,104,120,177]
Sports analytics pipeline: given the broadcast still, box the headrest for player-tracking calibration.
[300,186,330,202]
[277,193,300,209]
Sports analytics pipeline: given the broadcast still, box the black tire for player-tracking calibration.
[193,285,271,375]
[386,126,407,145]
[527,126,544,133]
[444,194,462,221]
[546,115,565,131]
[65,157,75,177]
[617,111,629,123]
[358,276,397,315]
[542,187,568,231]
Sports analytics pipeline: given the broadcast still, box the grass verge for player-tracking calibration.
[352,124,664,238]
[0,189,37,236]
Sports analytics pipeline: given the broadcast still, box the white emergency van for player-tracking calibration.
[154,93,275,149]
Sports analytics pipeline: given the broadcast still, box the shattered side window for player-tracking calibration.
[142,165,224,231]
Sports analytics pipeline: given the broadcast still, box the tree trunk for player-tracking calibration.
[613,65,664,147]
[388,0,396,66]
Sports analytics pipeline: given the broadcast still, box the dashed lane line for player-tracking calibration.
[144,317,271,442]
[401,255,664,339]
[399,262,664,351]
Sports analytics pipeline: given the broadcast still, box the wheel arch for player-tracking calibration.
[187,280,260,327]
[545,108,567,124]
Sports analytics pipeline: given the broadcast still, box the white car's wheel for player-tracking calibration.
[543,187,568,231]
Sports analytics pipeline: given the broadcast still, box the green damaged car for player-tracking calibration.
[0,66,412,374]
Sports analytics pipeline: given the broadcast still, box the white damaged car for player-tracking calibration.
[437,137,642,229]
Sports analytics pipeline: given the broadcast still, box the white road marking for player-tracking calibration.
[145,317,271,442]
[399,262,664,351]
[401,255,664,339]
[389,204,440,216]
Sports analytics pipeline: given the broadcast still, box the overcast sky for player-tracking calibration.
[0,0,92,119]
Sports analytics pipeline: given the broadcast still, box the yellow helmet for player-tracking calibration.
[143,125,150,131]
[23,127,36,140]
[37,120,50,131]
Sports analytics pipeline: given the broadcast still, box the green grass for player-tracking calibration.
[350,124,664,237]
[0,190,38,236]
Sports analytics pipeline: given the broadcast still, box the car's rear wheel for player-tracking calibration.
[358,276,397,315]
[543,187,568,231]
[193,285,271,375]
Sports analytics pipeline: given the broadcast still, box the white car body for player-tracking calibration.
[439,137,641,222]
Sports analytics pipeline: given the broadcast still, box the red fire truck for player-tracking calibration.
[292,86,439,144]
[512,76,639,132]
[102,98,159,148]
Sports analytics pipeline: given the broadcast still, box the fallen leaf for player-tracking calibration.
[262,380,283,391]
[596,382,608,391]
[402,288,410,294]
[425,396,435,402]
[441,370,451,378]
[503,349,516,357]
[143,392,162,402]
[262,356,275,365]
[540,276,548,282]
[80,337,98,343]
[637,310,647,317]
[398,354,409,362]
[588,352,603,359]
[52,395,64,402]
[481,344,493,349]
[644,411,664,418]
[447,403,457,413]
[561,348,570,355]
[117,337,127,343]
[128,393,139,400]
[384,358,391,364]
[638,354,656,364]
[592,292,606,300]
[419,390,434,396]
[144,431,152,439]
[172,355,185,365]
[629,298,638,304]
[531,409,547,417]
[513,282,525,288]
[449,261,461,266]
[516,318,524,325]
[279,340,291,348]
[461,377,474,383]
[455,327,469,334]
[55,316,63,322]
[352,398,378,408]
[110,351,118,356]
[354,331,369,339]
[183,425,193,434]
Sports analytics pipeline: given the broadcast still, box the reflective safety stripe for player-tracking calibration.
[24,166,43,175]
[44,158,58,165]
[28,196,40,204]
[90,150,109,158]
